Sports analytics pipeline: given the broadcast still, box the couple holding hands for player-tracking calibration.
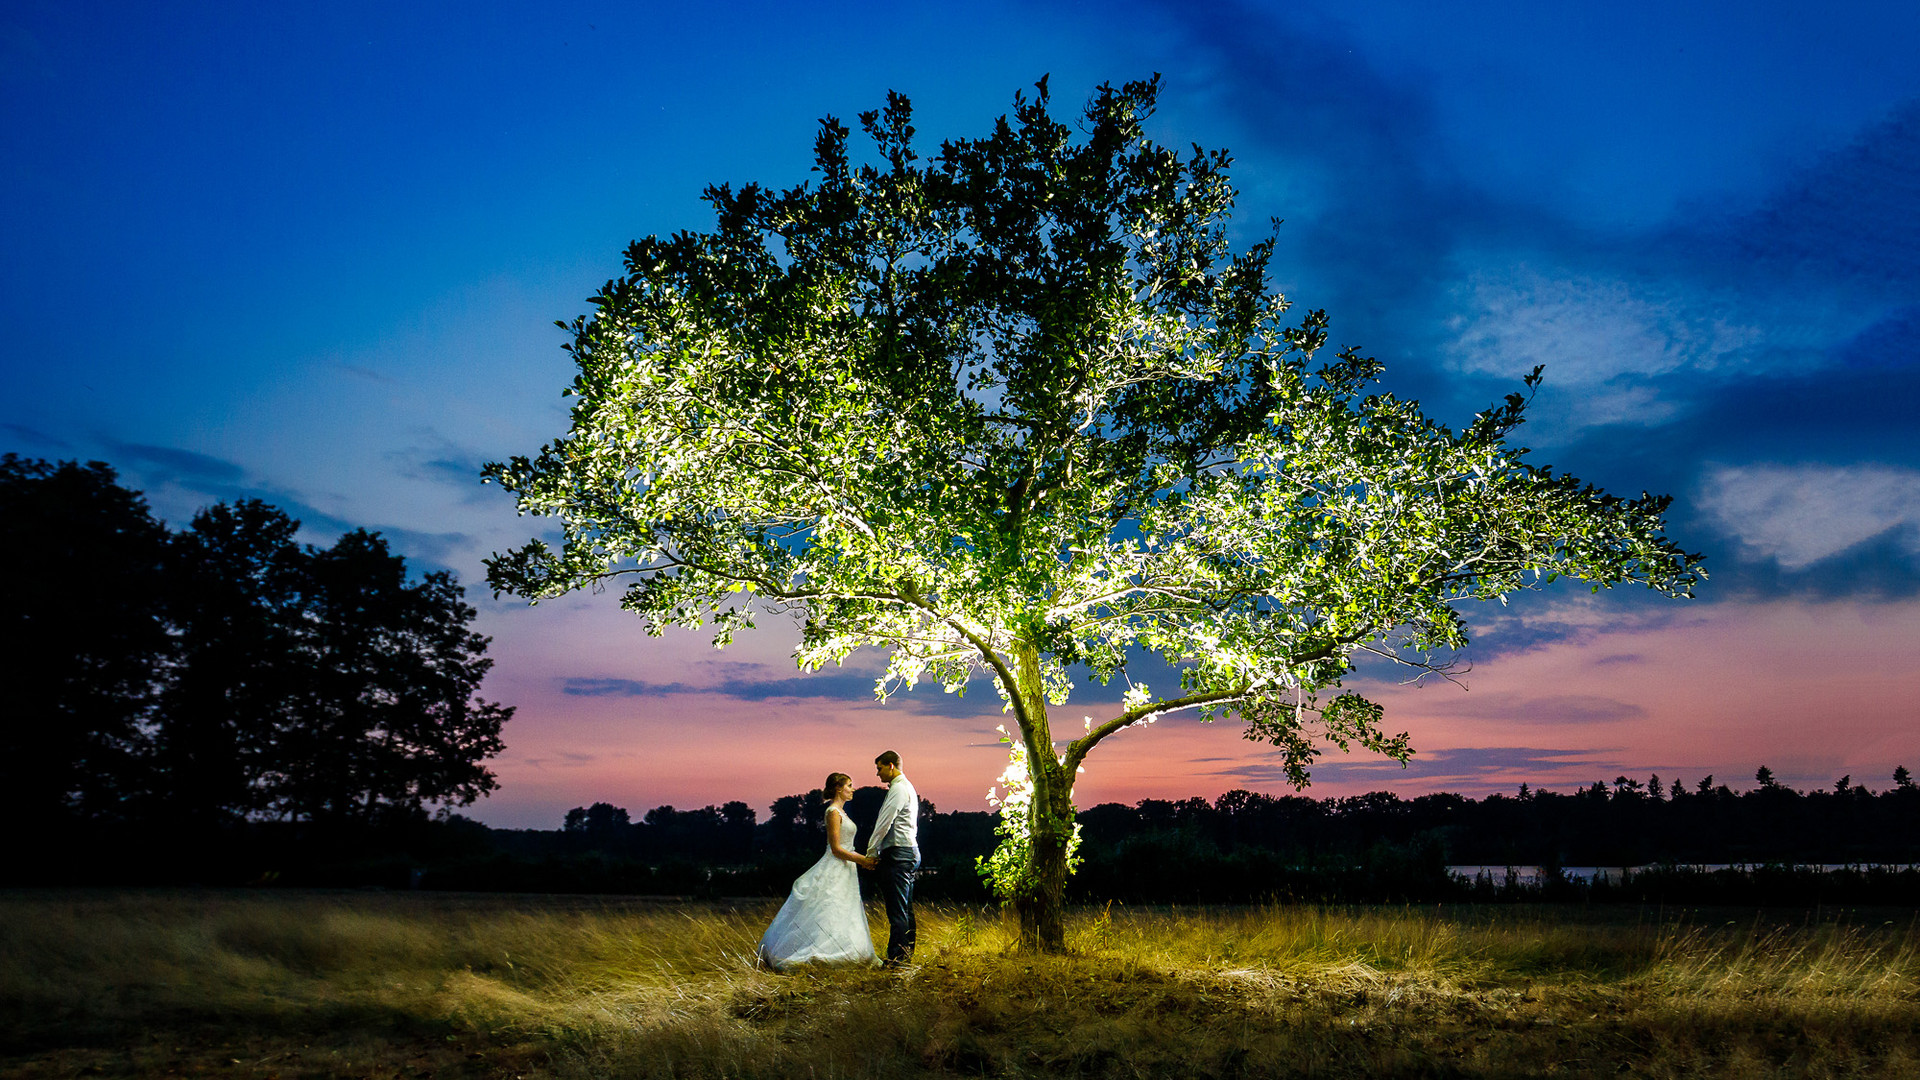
[756,750,919,970]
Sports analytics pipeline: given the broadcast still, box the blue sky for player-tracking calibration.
[4,1,1917,827]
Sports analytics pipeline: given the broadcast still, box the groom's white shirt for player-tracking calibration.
[865,774,919,857]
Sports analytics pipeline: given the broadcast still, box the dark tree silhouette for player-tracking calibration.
[565,802,632,833]
[272,528,512,822]
[2,458,512,846]
[155,499,309,827]
[0,456,170,835]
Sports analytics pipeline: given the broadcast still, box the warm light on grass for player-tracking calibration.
[3,891,1917,1077]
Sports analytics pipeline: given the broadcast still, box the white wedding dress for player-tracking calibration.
[757,808,876,970]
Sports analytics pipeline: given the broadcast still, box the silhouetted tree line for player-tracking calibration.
[1,456,511,882]
[1075,767,1920,871]
[426,787,999,900]
[1060,768,1920,904]
[407,768,1920,905]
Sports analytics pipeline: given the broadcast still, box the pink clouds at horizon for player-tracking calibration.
[464,592,1920,831]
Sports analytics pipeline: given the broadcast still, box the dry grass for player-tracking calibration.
[2,890,1916,1078]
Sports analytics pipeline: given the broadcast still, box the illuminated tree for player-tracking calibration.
[485,77,1703,950]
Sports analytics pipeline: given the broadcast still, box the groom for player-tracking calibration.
[864,750,919,966]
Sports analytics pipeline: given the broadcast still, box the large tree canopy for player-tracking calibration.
[487,77,1702,949]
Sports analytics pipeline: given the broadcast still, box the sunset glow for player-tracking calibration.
[4,2,1916,830]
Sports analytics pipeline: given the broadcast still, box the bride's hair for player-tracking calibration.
[821,772,851,802]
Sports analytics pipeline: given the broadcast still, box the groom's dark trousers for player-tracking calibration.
[879,846,919,964]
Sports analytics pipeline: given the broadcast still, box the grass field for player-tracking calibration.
[2,891,1916,1078]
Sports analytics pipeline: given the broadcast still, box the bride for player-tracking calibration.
[757,772,879,970]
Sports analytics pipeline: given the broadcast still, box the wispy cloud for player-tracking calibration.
[519,752,600,770]
[386,436,496,506]
[96,439,472,572]
[558,665,1014,716]
[411,456,487,487]
[108,441,247,483]
[562,677,695,697]
[1699,463,1920,570]
[1440,267,1765,427]
[1371,593,1684,665]
[1203,745,1616,789]
[370,525,472,569]
[332,361,398,385]
[562,671,889,702]
[104,439,358,536]
[1696,101,1920,294]
[1410,692,1645,725]
[1834,305,1920,371]
[1147,4,1918,447]
[1591,653,1644,667]
[2,423,70,449]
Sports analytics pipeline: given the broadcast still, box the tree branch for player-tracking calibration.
[597,548,917,610]
[896,578,1034,734]
[1064,686,1250,770]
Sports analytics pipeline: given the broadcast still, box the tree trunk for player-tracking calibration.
[1016,752,1075,951]
[1009,635,1074,953]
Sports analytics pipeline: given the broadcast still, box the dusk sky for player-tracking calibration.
[4,1,1918,829]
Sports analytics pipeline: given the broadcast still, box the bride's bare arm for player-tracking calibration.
[827,810,872,865]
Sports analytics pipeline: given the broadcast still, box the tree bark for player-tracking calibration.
[1018,754,1074,952]
[1009,634,1073,952]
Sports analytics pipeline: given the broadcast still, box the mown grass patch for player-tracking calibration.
[2,890,1915,1077]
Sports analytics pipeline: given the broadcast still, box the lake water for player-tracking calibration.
[1447,864,1920,886]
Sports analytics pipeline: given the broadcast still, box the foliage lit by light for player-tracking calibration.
[485,76,1703,949]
